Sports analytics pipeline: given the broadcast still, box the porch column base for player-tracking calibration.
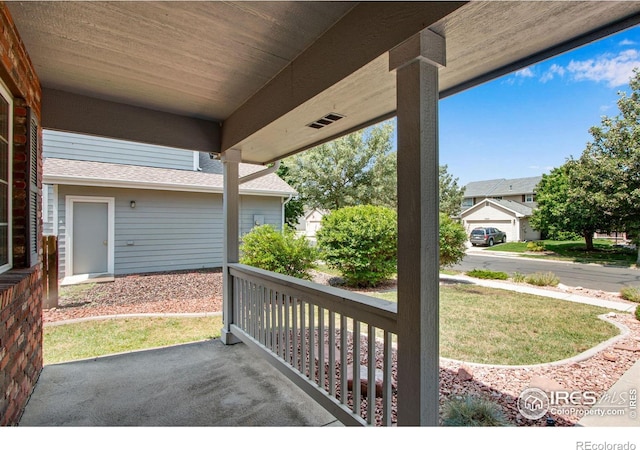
[220,328,242,345]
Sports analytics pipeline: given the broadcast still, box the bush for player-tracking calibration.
[636,305,640,322]
[526,241,546,252]
[512,272,526,283]
[620,286,640,303]
[525,271,560,287]
[239,225,317,280]
[439,213,468,268]
[316,205,397,287]
[443,395,510,427]
[466,269,508,280]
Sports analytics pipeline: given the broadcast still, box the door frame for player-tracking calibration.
[65,195,115,276]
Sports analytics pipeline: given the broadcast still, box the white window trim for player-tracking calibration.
[65,195,115,276]
[0,80,12,274]
[42,184,49,223]
[525,194,534,203]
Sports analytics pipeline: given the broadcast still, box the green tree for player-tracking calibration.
[578,68,640,263]
[285,121,396,210]
[439,165,465,217]
[439,213,467,267]
[530,163,611,250]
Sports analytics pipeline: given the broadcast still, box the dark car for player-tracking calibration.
[469,227,506,247]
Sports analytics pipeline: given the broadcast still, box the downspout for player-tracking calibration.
[239,160,281,184]
[282,194,293,232]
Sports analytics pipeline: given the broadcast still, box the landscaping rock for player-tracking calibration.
[346,364,385,397]
[457,365,473,381]
[602,352,618,362]
[529,375,564,393]
[613,344,640,352]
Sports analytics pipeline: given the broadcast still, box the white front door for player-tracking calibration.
[67,196,115,276]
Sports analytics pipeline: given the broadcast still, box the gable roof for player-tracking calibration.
[461,198,534,218]
[43,157,296,197]
[464,176,542,198]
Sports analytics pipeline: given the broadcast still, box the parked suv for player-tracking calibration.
[469,227,506,247]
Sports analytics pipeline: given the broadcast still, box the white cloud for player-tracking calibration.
[540,64,566,83]
[566,49,640,87]
[620,39,636,46]
[515,67,535,78]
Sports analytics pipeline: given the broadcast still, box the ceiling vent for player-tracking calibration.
[307,113,345,129]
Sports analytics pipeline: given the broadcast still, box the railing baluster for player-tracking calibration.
[278,293,284,359]
[340,314,347,405]
[318,306,325,390]
[352,319,361,416]
[309,304,315,383]
[284,295,290,362]
[250,282,256,338]
[292,297,298,371]
[300,300,306,377]
[367,324,376,425]
[383,331,392,426]
[328,311,336,396]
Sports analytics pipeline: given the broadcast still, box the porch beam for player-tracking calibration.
[390,29,445,426]
[221,148,242,345]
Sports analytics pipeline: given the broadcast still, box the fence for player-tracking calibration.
[42,235,58,309]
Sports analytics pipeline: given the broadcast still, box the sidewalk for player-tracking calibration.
[440,273,637,313]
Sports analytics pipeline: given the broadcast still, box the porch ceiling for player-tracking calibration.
[8,1,640,163]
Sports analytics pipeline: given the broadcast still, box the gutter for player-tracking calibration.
[282,194,293,231]
[239,160,281,184]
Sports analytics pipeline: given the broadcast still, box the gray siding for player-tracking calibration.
[240,196,283,237]
[56,185,283,277]
[44,129,195,171]
[42,184,55,235]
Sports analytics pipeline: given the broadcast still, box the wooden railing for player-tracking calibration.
[227,263,398,426]
[42,235,58,309]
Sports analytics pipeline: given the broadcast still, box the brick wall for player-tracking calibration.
[0,2,43,426]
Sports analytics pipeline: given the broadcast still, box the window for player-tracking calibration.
[462,198,473,207]
[0,81,12,273]
[525,194,535,203]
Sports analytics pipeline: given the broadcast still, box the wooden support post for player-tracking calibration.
[390,29,445,426]
[221,148,242,345]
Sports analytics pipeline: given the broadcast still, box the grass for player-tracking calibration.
[620,286,640,303]
[44,316,222,365]
[45,284,619,366]
[485,239,637,266]
[371,284,618,365]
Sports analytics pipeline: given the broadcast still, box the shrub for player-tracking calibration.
[466,269,508,280]
[316,205,397,287]
[525,271,560,287]
[526,241,546,252]
[239,225,317,280]
[439,213,468,268]
[636,305,640,322]
[443,395,510,427]
[512,272,526,283]
[620,286,640,303]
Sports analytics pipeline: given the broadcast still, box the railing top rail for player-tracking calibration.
[229,263,398,333]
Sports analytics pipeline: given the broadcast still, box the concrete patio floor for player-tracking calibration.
[18,339,340,426]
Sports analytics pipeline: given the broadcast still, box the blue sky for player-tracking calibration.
[437,24,640,187]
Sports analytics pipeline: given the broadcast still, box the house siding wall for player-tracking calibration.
[0,4,43,426]
[42,184,55,235]
[43,129,196,171]
[56,186,283,277]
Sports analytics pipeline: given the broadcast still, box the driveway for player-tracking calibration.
[452,250,640,292]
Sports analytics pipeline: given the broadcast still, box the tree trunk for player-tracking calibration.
[584,232,594,251]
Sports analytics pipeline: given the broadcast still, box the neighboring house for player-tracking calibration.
[42,130,295,283]
[460,176,542,242]
[295,208,329,242]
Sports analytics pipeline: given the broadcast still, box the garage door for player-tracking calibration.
[465,220,515,242]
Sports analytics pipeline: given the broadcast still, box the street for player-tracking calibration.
[450,252,640,293]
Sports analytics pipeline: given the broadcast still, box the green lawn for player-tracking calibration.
[44,316,222,365]
[485,239,636,266]
[372,284,619,365]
